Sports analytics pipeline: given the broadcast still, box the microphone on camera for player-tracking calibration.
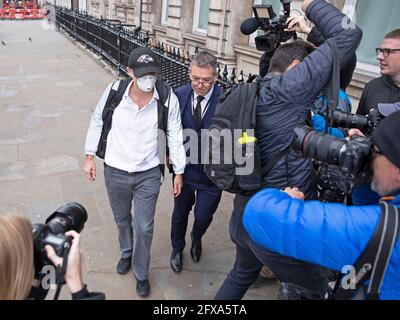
[240,17,262,35]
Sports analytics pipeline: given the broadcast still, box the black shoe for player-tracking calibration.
[136,278,150,297]
[116,257,132,275]
[170,250,183,273]
[190,231,202,263]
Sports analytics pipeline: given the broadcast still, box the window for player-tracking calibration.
[344,0,400,69]
[161,0,168,26]
[193,0,210,34]
[249,0,282,46]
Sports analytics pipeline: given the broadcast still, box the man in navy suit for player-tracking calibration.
[170,52,222,273]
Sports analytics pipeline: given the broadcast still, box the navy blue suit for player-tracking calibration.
[171,84,222,252]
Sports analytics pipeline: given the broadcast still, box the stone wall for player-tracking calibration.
[86,0,378,104]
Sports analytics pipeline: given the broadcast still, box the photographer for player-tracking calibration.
[215,0,362,300]
[286,16,356,139]
[0,214,104,300]
[242,111,400,300]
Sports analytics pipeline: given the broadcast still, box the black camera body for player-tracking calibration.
[33,202,88,275]
[293,127,373,198]
[241,0,297,52]
[328,109,385,135]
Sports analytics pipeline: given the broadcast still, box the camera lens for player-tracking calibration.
[293,126,346,165]
[45,202,88,235]
[331,110,370,131]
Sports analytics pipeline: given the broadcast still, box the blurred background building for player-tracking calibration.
[46,0,400,107]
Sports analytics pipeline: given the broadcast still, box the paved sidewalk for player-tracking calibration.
[0,20,278,300]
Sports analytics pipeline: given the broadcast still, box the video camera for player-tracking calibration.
[324,109,384,136]
[293,127,373,200]
[240,0,297,52]
[32,202,87,277]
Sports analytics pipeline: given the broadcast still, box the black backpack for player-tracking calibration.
[204,75,290,194]
[96,77,171,176]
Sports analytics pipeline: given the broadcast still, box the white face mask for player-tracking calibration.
[136,75,157,93]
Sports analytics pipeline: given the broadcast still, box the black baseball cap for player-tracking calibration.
[128,47,161,78]
[372,110,400,169]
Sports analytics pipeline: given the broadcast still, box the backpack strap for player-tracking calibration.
[367,202,399,299]
[324,39,340,134]
[102,79,131,120]
[96,78,132,159]
[155,78,171,179]
[333,201,400,300]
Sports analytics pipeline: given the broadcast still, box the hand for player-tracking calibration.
[347,128,365,138]
[285,16,312,35]
[45,231,84,294]
[283,187,305,200]
[84,155,96,181]
[173,174,183,198]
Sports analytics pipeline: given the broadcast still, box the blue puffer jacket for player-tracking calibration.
[256,0,362,199]
[312,89,352,139]
[242,188,400,300]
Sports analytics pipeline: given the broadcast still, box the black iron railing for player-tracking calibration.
[54,7,246,90]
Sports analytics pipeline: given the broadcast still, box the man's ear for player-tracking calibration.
[286,59,301,71]
[127,67,136,79]
[213,71,218,82]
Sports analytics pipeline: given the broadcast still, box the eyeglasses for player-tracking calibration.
[376,48,400,57]
[190,76,213,85]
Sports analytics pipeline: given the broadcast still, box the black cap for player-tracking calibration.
[372,110,400,169]
[128,47,161,78]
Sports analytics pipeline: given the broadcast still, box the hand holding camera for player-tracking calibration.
[285,16,312,35]
[45,230,84,294]
[33,202,88,298]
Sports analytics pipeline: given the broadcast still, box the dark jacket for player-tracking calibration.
[255,0,362,199]
[28,284,105,300]
[356,75,400,115]
[174,84,222,189]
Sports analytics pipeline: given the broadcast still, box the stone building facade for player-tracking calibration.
[59,0,399,107]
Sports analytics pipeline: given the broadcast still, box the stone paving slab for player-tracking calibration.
[0,20,278,300]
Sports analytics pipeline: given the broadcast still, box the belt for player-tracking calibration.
[104,163,159,175]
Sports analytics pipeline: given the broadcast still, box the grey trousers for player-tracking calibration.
[104,164,161,281]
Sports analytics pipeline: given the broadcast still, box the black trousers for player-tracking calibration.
[171,182,222,252]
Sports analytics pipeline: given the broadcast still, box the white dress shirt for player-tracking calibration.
[84,80,186,174]
[192,85,214,119]
[105,81,159,173]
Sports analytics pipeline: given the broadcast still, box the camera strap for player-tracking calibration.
[324,39,340,135]
[333,202,399,300]
[53,240,71,300]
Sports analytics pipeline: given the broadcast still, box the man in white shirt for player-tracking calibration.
[83,47,186,297]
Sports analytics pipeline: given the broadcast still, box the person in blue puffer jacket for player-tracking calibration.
[243,111,400,300]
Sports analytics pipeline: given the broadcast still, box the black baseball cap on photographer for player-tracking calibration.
[128,47,161,78]
[372,110,400,169]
